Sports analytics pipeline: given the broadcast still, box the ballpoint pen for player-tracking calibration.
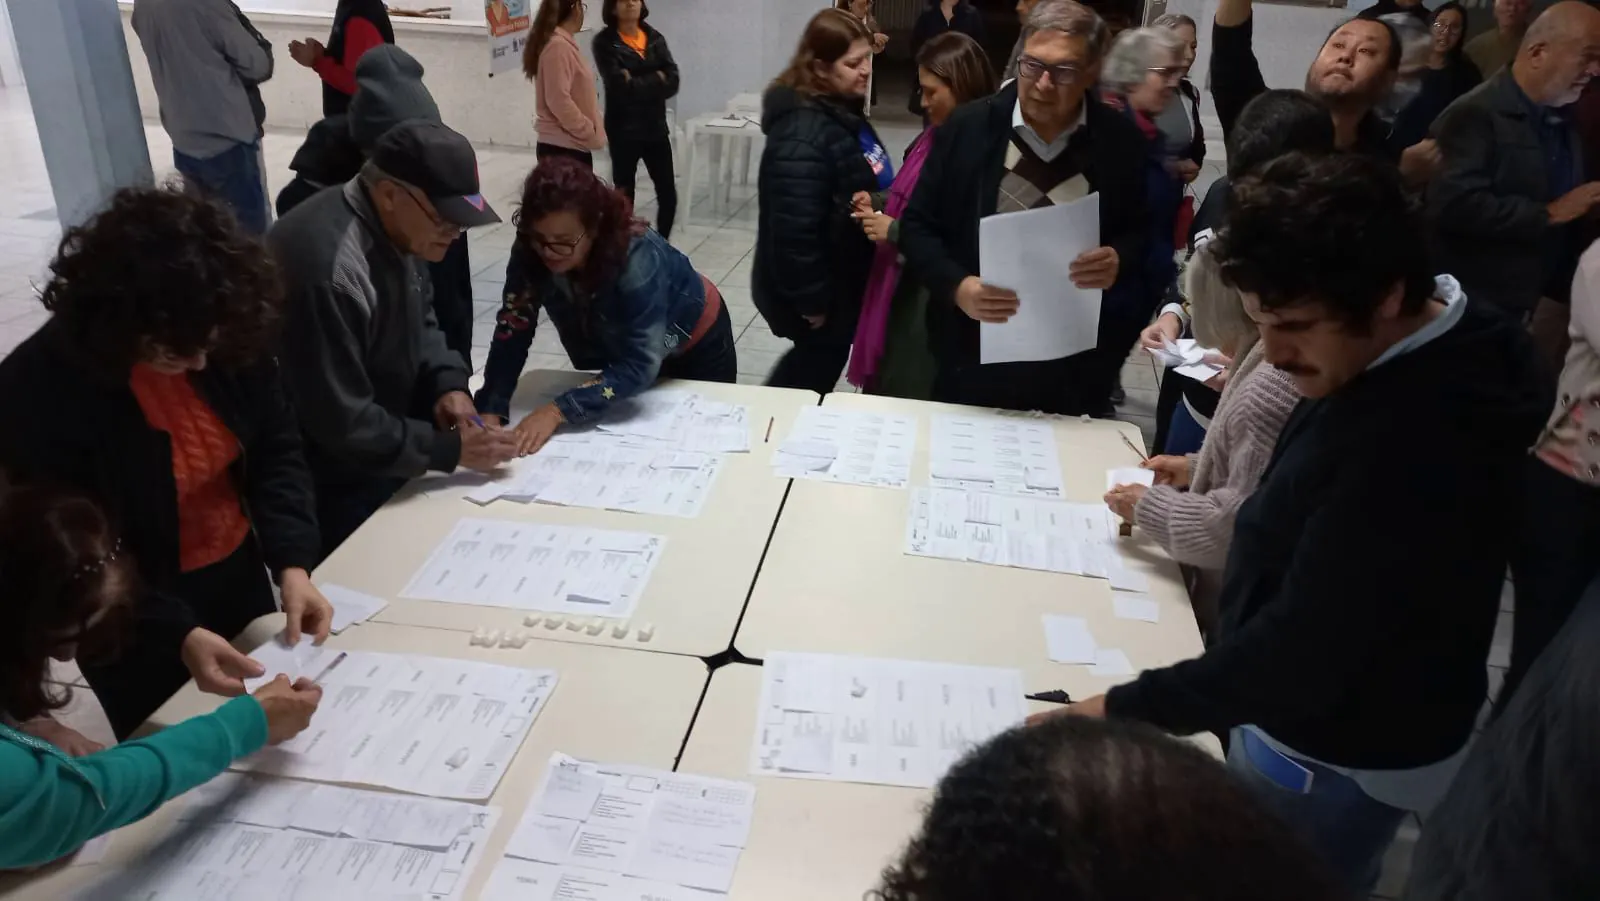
[309,652,349,686]
[1119,432,1149,462]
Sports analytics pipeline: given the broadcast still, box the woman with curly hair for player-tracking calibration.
[874,716,1343,901]
[0,186,330,741]
[476,157,736,455]
[0,483,322,868]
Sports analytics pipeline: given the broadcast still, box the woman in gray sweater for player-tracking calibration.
[1105,242,1300,632]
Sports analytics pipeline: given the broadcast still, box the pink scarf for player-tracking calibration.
[848,128,933,388]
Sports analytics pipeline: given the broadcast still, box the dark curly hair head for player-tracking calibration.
[1214,151,1435,333]
[39,184,284,372]
[0,478,135,724]
[872,716,1342,901]
[512,156,646,293]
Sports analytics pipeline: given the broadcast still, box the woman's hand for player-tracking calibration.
[253,675,323,745]
[850,192,874,217]
[513,404,567,456]
[278,568,332,647]
[1104,484,1147,521]
[853,210,895,243]
[1142,454,1191,489]
[288,38,325,68]
[872,32,889,52]
[802,313,827,330]
[1139,312,1183,349]
[20,716,103,757]
[181,628,265,697]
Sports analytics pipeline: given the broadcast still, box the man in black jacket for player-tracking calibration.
[899,0,1147,416]
[1048,153,1547,895]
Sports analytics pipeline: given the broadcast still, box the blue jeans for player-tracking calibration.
[1162,398,1208,456]
[1228,728,1408,897]
[173,142,269,235]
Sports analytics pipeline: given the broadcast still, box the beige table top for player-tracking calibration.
[0,615,708,900]
[737,392,1208,701]
[316,372,820,659]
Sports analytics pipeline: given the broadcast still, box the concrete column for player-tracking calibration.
[6,0,152,229]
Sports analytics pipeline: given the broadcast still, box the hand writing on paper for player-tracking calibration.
[513,404,567,457]
[1142,454,1191,488]
[253,675,324,745]
[461,424,521,471]
[279,568,332,647]
[1069,247,1119,290]
[433,390,482,430]
[182,628,265,697]
[955,276,1020,323]
[1104,483,1147,521]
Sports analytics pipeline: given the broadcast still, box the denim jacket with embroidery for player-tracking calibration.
[476,229,707,423]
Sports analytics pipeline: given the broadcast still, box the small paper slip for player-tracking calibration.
[1107,562,1150,593]
[1106,467,1156,491]
[502,753,756,897]
[1148,338,1209,368]
[979,193,1102,364]
[320,582,389,633]
[1113,594,1161,623]
[753,652,1025,789]
[67,832,111,867]
[1090,648,1136,677]
[1175,361,1225,382]
[241,634,323,693]
[1043,614,1098,664]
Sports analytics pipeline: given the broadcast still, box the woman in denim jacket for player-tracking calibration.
[477,158,737,454]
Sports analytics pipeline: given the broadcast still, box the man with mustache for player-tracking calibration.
[1040,152,1547,897]
[1209,0,1439,183]
[1430,0,1600,373]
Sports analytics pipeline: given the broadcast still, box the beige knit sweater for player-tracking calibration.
[1134,340,1300,615]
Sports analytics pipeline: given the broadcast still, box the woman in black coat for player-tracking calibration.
[0,187,330,741]
[593,0,681,239]
[755,9,890,394]
[909,0,986,112]
[1388,2,1481,154]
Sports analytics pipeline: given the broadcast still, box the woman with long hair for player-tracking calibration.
[476,158,737,455]
[848,32,996,398]
[1388,2,1481,153]
[593,0,681,238]
[755,9,888,393]
[289,0,395,117]
[0,484,322,869]
[524,0,607,167]
[0,186,330,741]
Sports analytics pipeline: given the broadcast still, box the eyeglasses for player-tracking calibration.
[398,183,466,236]
[1431,21,1463,34]
[1017,55,1083,86]
[1147,65,1187,82]
[530,230,588,258]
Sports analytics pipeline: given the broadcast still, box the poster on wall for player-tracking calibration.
[486,0,532,75]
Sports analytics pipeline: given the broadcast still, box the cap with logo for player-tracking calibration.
[370,120,501,229]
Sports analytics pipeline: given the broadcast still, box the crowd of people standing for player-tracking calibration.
[2,0,1600,897]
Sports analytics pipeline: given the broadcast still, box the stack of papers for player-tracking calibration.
[485,753,756,899]
[401,518,665,619]
[751,652,1025,788]
[74,774,498,901]
[466,441,722,518]
[905,487,1121,578]
[1147,338,1225,382]
[978,193,1103,365]
[929,414,1064,497]
[771,408,916,489]
[239,642,557,800]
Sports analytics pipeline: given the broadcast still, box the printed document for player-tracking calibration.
[905,487,1121,578]
[401,518,665,619]
[465,441,723,518]
[929,414,1064,497]
[239,642,557,799]
[771,407,916,489]
[979,193,1101,364]
[751,652,1025,788]
[498,752,756,896]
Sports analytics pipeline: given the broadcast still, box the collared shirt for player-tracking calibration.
[1369,275,1468,371]
[1012,96,1087,163]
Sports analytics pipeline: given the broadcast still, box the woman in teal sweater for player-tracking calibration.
[0,484,323,869]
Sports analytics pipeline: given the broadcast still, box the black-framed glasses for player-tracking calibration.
[530,230,589,258]
[398,183,467,236]
[1017,55,1083,86]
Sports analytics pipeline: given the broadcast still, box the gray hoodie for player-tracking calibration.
[132,0,273,158]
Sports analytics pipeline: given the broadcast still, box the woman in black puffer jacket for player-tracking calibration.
[593,0,681,239]
[755,8,892,394]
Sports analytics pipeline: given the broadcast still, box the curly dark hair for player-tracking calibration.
[512,156,646,296]
[39,184,284,371]
[872,716,1342,901]
[0,480,135,724]
[1214,151,1435,332]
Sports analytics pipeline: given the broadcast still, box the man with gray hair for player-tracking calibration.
[269,120,517,559]
[901,0,1149,416]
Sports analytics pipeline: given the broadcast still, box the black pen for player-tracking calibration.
[1026,689,1073,705]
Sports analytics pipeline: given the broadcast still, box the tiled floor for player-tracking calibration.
[3,85,1513,900]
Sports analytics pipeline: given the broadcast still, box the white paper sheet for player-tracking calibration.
[905,487,1122,579]
[481,858,709,901]
[1090,648,1136,677]
[235,644,557,799]
[771,408,916,489]
[501,753,755,896]
[1112,594,1161,623]
[1147,338,1208,368]
[751,652,1025,789]
[929,414,1064,498]
[319,583,390,633]
[77,775,499,901]
[978,193,1102,365]
[401,518,665,619]
[1042,614,1099,664]
[1105,467,1156,491]
[464,440,724,518]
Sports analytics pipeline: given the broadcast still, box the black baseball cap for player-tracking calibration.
[370,120,501,228]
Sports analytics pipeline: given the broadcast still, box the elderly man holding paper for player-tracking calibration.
[899,0,1148,416]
